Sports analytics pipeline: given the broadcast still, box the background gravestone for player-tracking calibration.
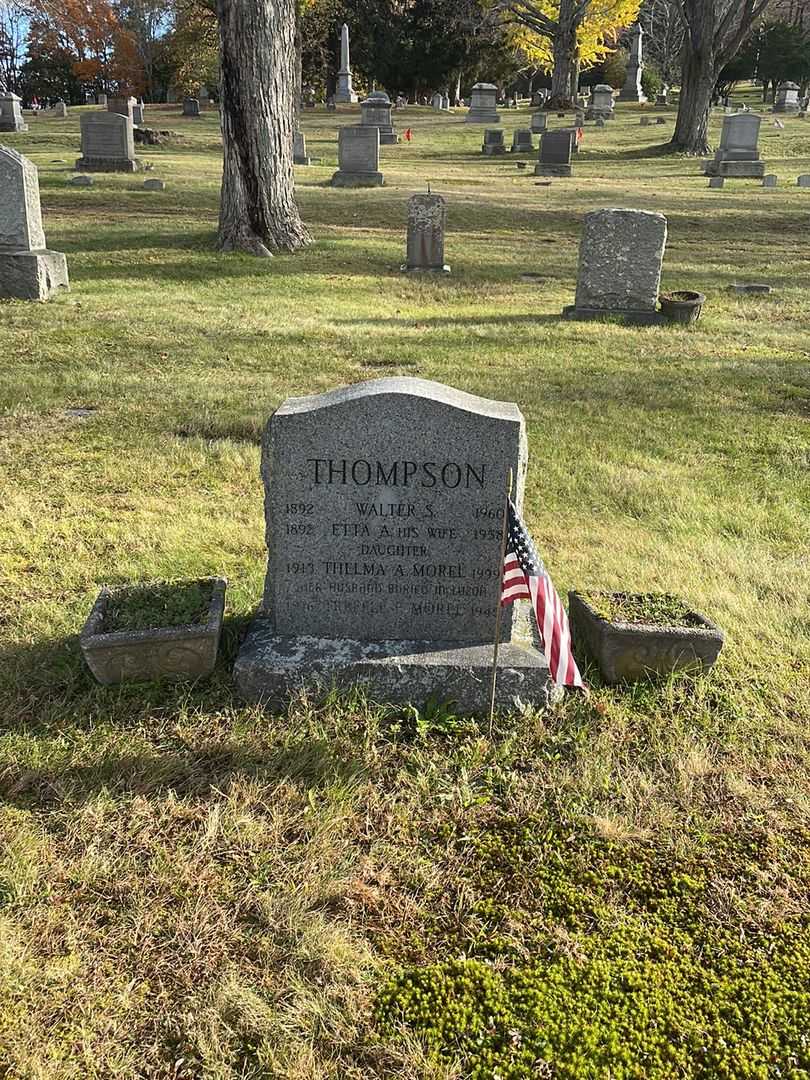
[530,112,547,134]
[108,95,136,121]
[585,85,615,120]
[563,208,667,324]
[133,100,145,125]
[335,23,358,103]
[234,377,552,713]
[76,112,139,172]
[535,130,572,176]
[360,91,398,144]
[482,129,505,155]
[0,93,28,132]
[511,130,534,153]
[293,131,311,165]
[465,83,500,124]
[331,126,383,187]
[0,146,69,301]
[402,193,450,273]
[618,24,646,102]
[705,114,764,178]
[774,82,800,114]
[183,97,200,117]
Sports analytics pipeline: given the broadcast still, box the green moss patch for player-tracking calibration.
[578,591,706,629]
[101,580,213,634]
[375,815,810,1079]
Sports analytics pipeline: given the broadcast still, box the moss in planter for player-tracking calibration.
[578,591,705,629]
[101,580,214,634]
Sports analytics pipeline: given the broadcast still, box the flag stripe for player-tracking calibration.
[499,499,584,689]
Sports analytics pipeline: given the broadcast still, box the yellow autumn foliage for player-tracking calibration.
[509,0,641,71]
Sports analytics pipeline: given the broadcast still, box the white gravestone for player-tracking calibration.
[0,146,69,301]
[335,23,358,103]
[705,114,764,178]
[234,377,553,713]
[585,85,615,120]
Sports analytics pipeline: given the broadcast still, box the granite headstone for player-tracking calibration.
[331,126,383,187]
[465,83,500,124]
[0,146,69,301]
[234,377,553,713]
[402,193,449,273]
[563,208,667,324]
[76,112,139,172]
[534,129,572,176]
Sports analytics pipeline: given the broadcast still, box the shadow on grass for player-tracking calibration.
[0,731,365,809]
[0,613,250,734]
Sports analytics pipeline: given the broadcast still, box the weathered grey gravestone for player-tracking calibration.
[774,82,800,113]
[182,97,200,117]
[704,113,764,178]
[708,176,724,189]
[797,174,810,187]
[293,130,311,165]
[534,129,572,177]
[53,100,68,119]
[511,129,533,153]
[585,85,615,121]
[143,178,165,190]
[563,208,667,324]
[76,112,139,172]
[108,95,136,121]
[0,93,28,132]
[762,174,777,188]
[482,129,506,155]
[133,100,144,125]
[331,126,383,187]
[619,23,646,102]
[97,92,107,106]
[360,91,398,144]
[0,147,69,301]
[402,193,449,273]
[335,23,358,103]
[465,83,500,124]
[233,377,553,713]
[656,87,669,106]
[530,111,548,134]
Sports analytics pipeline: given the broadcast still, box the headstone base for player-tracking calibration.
[0,249,69,301]
[0,121,28,132]
[712,160,765,178]
[294,154,311,165]
[584,108,613,121]
[379,131,399,145]
[465,110,500,124]
[331,170,384,187]
[234,617,553,715]
[482,145,506,156]
[534,163,571,177]
[75,156,140,172]
[562,304,664,326]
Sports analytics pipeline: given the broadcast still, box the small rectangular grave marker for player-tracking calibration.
[331,126,383,187]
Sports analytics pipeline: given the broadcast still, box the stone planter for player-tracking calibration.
[660,290,705,325]
[568,591,724,684]
[80,577,227,685]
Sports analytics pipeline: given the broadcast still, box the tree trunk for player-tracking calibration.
[670,47,715,154]
[215,0,311,255]
[549,4,577,108]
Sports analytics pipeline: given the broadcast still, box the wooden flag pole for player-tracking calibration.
[488,468,513,736]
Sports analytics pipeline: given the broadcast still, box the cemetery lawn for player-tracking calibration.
[1,94,809,1079]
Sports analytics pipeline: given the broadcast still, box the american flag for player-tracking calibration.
[500,498,584,689]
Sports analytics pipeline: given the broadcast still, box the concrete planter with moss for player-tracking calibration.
[80,577,227,685]
[568,591,724,684]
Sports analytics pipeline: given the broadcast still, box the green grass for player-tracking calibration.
[1,93,809,1079]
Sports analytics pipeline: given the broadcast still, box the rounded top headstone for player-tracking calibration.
[472,83,497,91]
[366,90,390,102]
